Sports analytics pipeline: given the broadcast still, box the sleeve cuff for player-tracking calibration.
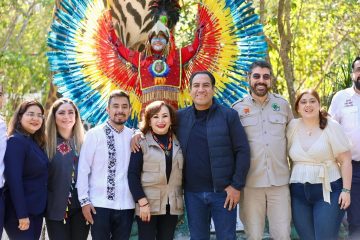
[79,197,91,207]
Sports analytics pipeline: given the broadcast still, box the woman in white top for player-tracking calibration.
[287,89,352,240]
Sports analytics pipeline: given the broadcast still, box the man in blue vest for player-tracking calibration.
[176,71,250,239]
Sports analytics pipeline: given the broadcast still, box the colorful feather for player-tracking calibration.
[47,0,267,126]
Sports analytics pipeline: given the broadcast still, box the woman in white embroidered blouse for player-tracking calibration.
[287,89,352,240]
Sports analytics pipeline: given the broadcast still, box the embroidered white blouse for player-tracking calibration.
[287,118,351,203]
[76,122,135,210]
[0,116,6,188]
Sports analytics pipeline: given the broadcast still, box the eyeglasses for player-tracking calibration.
[251,73,271,80]
[24,112,44,120]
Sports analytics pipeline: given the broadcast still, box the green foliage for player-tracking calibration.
[0,0,54,122]
[174,0,198,47]
[1,0,359,121]
[254,0,360,103]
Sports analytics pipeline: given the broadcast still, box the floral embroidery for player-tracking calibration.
[57,142,71,155]
[79,197,91,207]
[104,123,117,201]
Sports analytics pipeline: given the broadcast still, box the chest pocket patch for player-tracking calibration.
[268,114,287,136]
[240,115,258,127]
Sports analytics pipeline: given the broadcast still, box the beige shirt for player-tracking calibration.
[232,93,293,187]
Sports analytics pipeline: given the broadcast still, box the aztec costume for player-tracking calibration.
[47,0,267,126]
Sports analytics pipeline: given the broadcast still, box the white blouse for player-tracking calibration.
[0,117,6,188]
[287,118,351,203]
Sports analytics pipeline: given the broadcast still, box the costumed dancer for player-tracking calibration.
[47,0,268,127]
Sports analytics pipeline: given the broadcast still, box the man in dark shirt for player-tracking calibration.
[176,71,250,239]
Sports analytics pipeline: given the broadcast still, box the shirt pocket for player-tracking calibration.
[341,106,358,129]
[144,188,161,213]
[268,114,287,136]
[141,162,160,185]
[240,115,258,130]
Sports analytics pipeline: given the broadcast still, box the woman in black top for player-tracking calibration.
[45,98,89,240]
[128,101,184,240]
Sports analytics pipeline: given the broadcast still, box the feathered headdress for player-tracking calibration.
[47,0,268,126]
[149,0,181,29]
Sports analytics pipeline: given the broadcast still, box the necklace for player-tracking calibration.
[151,131,172,157]
[304,126,315,136]
[301,121,317,136]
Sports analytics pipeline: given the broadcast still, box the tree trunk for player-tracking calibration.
[277,0,296,114]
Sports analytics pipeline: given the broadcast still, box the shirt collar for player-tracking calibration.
[347,86,360,97]
[250,93,271,105]
[106,121,124,134]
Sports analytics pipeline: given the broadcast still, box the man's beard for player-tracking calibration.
[354,78,360,91]
[250,83,270,97]
[111,114,127,125]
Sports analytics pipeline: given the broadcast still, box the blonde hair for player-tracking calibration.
[46,98,84,160]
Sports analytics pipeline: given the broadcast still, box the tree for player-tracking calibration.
[255,0,360,111]
[0,0,54,121]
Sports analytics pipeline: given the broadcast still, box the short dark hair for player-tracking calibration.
[189,71,216,88]
[108,90,130,106]
[139,101,177,134]
[248,60,273,76]
[352,56,360,71]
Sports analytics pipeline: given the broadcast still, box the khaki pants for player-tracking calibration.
[239,185,291,240]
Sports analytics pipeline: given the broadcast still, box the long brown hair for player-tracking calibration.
[8,100,46,148]
[46,98,84,160]
[139,101,177,134]
[294,89,328,130]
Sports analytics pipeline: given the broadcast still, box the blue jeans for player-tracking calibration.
[290,179,344,240]
[91,207,134,240]
[185,191,236,240]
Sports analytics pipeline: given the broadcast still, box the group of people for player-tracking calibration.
[0,57,358,240]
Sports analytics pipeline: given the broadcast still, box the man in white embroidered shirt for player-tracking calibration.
[0,84,6,239]
[77,90,135,240]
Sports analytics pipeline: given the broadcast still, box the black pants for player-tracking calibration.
[46,207,90,240]
[136,206,178,240]
[91,207,134,240]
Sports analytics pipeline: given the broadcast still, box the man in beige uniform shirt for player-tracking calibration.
[232,60,293,240]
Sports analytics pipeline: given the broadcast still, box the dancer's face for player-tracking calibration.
[151,33,167,52]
